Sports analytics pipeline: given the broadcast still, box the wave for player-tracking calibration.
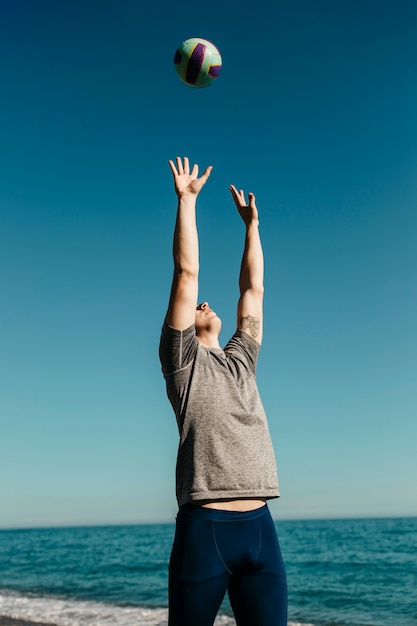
[0,590,313,626]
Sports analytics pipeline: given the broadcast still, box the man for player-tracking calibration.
[159,157,287,626]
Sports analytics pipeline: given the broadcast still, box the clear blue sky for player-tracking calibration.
[1,0,416,528]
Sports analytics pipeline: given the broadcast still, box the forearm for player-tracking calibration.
[239,220,264,294]
[173,195,199,276]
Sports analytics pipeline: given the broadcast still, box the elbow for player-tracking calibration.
[252,285,264,298]
[241,284,264,298]
[174,260,199,279]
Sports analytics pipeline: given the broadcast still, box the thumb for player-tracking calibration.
[200,165,213,182]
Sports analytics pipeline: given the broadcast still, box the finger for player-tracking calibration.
[176,156,184,175]
[183,156,190,175]
[200,165,213,182]
[229,185,244,208]
[248,192,256,207]
[168,160,178,177]
[191,163,199,178]
[229,184,241,205]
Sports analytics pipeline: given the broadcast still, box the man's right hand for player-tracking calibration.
[169,156,212,198]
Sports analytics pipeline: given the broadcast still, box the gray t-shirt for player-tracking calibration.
[159,323,280,506]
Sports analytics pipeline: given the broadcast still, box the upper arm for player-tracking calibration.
[237,287,263,345]
[165,270,198,331]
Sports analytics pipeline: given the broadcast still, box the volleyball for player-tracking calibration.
[174,38,222,88]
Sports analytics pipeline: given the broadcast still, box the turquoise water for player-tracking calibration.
[0,517,416,625]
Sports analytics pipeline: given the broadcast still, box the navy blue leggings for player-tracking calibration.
[169,503,287,626]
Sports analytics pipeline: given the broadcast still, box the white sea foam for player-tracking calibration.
[1,591,167,626]
[0,591,168,626]
[0,590,313,626]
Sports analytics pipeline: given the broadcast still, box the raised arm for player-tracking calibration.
[164,157,212,330]
[230,185,264,345]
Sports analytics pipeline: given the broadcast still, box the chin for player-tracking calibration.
[212,316,222,334]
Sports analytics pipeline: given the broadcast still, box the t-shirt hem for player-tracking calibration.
[178,489,280,507]
[234,328,261,349]
[163,322,195,336]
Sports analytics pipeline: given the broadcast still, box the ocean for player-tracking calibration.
[0,516,416,626]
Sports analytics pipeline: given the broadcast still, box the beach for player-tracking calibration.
[0,619,57,626]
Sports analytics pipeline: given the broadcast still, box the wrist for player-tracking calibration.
[245,218,260,229]
[178,194,197,210]
[178,194,197,207]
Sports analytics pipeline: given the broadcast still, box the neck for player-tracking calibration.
[196,331,221,350]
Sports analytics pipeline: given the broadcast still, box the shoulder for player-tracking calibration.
[159,323,199,375]
[160,322,196,340]
[224,329,260,373]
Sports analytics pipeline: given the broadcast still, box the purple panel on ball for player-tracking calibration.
[186,43,205,84]
[174,50,182,65]
[208,65,221,78]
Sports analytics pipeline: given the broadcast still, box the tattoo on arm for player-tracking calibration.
[240,315,260,338]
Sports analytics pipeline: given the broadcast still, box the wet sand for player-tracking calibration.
[0,618,58,626]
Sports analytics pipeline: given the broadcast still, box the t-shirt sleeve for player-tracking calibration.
[223,329,260,375]
[159,323,199,376]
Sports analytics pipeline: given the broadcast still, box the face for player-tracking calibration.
[195,302,221,334]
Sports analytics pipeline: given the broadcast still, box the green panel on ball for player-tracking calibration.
[174,37,222,88]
